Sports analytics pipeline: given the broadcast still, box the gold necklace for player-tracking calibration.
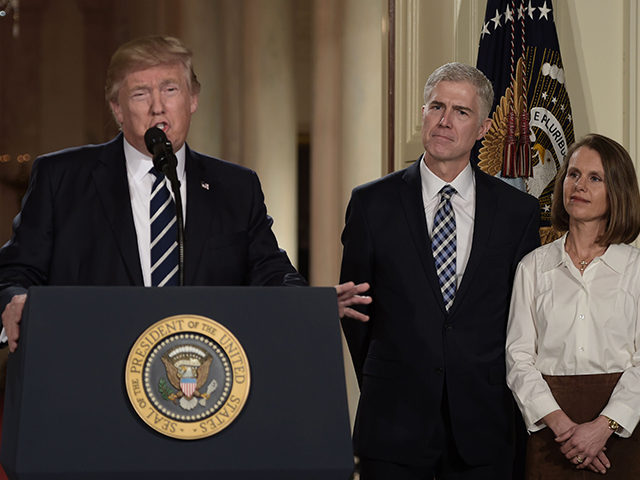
[577,258,592,272]
[565,233,606,273]
[567,249,603,272]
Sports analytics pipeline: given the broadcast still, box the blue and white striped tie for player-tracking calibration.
[432,185,457,311]
[150,168,179,286]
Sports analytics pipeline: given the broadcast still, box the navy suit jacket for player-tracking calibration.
[340,158,540,467]
[0,134,304,308]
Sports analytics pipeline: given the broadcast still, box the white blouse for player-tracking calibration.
[506,234,640,437]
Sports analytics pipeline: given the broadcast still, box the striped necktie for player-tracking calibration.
[150,168,179,286]
[432,185,457,311]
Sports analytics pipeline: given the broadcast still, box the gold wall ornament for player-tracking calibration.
[0,152,32,188]
[125,314,251,440]
[0,153,31,163]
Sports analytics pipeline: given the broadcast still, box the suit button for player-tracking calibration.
[444,323,453,331]
[435,367,444,374]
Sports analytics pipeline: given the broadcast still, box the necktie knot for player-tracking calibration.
[439,184,456,200]
[150,167,165,183]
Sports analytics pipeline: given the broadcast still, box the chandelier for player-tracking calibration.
[0,0,19,38]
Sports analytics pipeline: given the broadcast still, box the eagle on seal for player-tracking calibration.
[161,346,214,410]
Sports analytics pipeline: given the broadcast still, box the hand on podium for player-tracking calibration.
[1,294,26,353]
[335,281,371,322]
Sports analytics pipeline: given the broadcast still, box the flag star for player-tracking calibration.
[528,0,536,19]
[541,91,548,100]
[492,9,502,29]
[551,97,557,105]
[518,4,525,19]
[560,104,565,112]
[543,204,551,212]
[481,21,491,39]
[538,1,551,20]
[567,114,572,122]
[504,5,514,23]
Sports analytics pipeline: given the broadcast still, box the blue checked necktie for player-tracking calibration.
[150,168,179,286]
[432,185,457,311]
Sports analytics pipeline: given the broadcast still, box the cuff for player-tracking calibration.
[525,393,561,432]
[601,403,639,439]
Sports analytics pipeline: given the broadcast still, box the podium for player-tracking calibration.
[0,287,354,479]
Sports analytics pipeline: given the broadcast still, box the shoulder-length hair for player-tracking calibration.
[551,133,640,245]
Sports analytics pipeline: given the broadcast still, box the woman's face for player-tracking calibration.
[563,146,609,226]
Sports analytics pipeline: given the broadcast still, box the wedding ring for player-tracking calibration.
[575,455,584,464]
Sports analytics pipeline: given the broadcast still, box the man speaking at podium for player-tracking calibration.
[0,35,370,352]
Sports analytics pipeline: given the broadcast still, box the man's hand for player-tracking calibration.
[2,294,26,352]
[335,281,371,322]
[556,415,614,474]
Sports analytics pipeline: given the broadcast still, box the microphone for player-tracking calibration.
[144,127,179,186]
[144,126,185,286]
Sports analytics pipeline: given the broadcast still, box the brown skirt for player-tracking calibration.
[525,373,640,479]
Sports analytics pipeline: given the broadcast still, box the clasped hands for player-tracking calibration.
[551,412,615,474]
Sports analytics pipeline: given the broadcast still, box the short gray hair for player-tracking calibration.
[423,62,494,119]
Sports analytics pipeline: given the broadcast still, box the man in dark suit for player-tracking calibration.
[0,35,369,352]
[340,63,540,479]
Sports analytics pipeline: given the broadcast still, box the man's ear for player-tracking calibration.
[190,93,199,114]
[477,117,492,140]
[110,101,123,126]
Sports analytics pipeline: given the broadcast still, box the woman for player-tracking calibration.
[506,134,640,478]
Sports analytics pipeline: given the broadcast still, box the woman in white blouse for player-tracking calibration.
[506,134,640,479]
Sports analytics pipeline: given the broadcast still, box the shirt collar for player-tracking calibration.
[599,243,628,273]
[123,136,186,183]
[540,233,567,272]
[420,155,474,200]
[542,232,628,274]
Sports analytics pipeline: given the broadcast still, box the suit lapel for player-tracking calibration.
[183,148,216,285]
[449,168,496,314]
[91,134,144,285]
[401,159,447,313]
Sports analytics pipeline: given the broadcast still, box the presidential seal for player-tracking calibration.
[125,314,250,440]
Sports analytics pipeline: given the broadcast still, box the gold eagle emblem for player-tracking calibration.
[161,345,216,410]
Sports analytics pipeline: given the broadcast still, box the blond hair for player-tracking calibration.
[105,35,201,104]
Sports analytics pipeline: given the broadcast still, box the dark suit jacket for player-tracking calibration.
[0,134,305,308]
[340,158,540,467]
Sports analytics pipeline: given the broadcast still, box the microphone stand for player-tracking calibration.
[146,127,185,286]
[168,175,185,287]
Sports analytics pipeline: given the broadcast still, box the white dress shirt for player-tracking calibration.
[506,234,640,437]
[124,138,187,287]
[0,139,188,343]
[420,157,475,287]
